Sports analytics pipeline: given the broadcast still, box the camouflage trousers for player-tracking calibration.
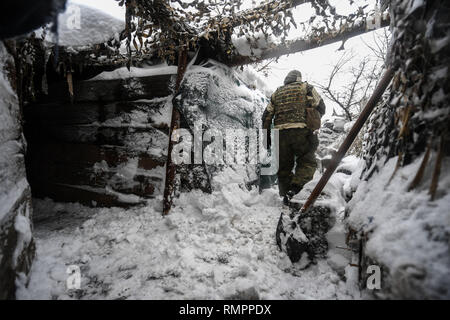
[277,128,319,196]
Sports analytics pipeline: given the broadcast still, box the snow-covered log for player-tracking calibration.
[228,14,390,66]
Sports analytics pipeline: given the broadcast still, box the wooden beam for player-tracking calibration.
[228,14,390,66]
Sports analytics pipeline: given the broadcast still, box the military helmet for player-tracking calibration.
[284,70,302,85]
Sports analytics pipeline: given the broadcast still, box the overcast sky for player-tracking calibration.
[69,0,387,118]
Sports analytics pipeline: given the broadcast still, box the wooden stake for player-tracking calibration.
[386,151,403,187]
[163,49,188,215]
[429,135,444,201]
[300,67,395,213]
[407,139,431,192]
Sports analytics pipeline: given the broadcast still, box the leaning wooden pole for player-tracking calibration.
[300,67,395,213]
[163,49,188,215]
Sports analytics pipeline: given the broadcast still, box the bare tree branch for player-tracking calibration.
[313,51,355,120]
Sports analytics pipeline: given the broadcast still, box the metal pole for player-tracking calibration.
[300,67,395,213]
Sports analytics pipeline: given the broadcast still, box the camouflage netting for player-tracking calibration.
[117,0,379,65]
[363,0,450,179]
[348,0,450,299]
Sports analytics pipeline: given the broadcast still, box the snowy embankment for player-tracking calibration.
[17,165,358,300]
[347,155,450,299]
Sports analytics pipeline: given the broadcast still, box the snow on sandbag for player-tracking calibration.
[173,60,270,189]
[275,176,343,267]
[175,60,268,131]
[276,205,335,268]
[317,115,355,172]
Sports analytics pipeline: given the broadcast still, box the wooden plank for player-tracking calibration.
[24,102,100,125]
[228,15,390,66]
[26,143,166,170]
[32,182,143,208]
[26,141,166,201]
[28,162,162,199]
[23,72,174,208]
[45,74,174,103]
[25,123,169,149]
[24,99,169,126]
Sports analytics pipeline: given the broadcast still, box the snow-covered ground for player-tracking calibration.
[17,165,359,300]
[347,155,450,298]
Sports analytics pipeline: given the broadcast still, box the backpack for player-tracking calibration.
[305,84,321,131]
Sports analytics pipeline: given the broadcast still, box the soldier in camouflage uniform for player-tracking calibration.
[262,70,325,202]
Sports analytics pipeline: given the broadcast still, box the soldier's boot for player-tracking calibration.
[278,177,291,197]
[283,183,302,206]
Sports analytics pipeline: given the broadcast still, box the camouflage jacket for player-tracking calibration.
[262,81,325,130]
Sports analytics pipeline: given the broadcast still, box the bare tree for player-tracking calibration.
[361,27,391,66]
[314,28,391,121]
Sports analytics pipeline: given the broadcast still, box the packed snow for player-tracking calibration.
[38,3,125,47]
[232,33,273,58]
[347,155,450,298]
[17,164,362,300]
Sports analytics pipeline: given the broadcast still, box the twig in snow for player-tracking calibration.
[385,151,403,187]
[429,134,444,201]
[407,139,432,192]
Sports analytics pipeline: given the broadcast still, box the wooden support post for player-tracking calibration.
[300,67,395,213]
[429,134,444,201]
[163,49,188,215]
